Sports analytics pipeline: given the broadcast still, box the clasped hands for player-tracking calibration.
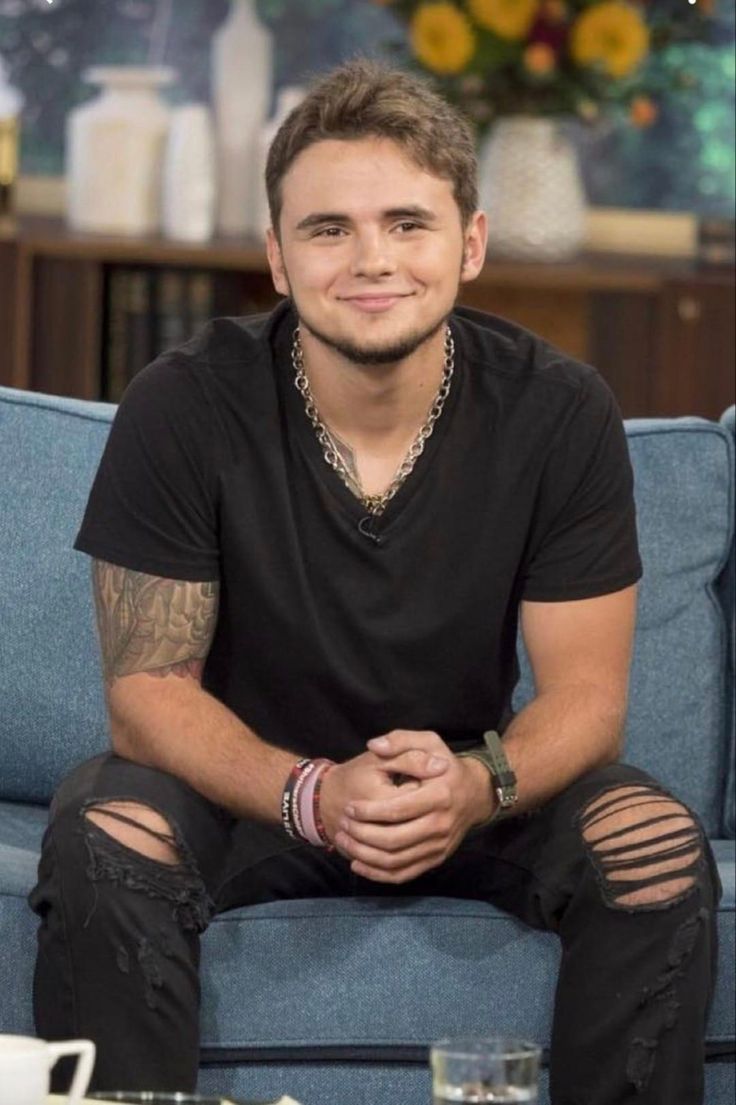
[319,730,495,884]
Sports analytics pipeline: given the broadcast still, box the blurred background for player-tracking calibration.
[0,0,734,417]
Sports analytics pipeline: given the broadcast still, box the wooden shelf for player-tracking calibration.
[5,213,722,288]
[1,214,733,419]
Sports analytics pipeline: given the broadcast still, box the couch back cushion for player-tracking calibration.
[1,388,734,835]
[719,406,735,837]
[514,416,734,836]
[610,418,733,837]
[0,388,114,802]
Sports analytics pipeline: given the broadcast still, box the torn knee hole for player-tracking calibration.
[579,786,703,909]
[84,801,181,865]
[79,800,213,933]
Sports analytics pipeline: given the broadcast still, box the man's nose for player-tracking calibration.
[350,230,397,278]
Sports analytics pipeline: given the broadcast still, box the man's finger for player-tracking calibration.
[367,730,446,758]
[350,855,441,885]
[335,828,442,874]
[346,783,440,823]
[351,862,426,884]
[340,812,439,853]
[377,748,449,781]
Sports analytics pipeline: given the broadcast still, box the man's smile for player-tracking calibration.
[338,292,415,313]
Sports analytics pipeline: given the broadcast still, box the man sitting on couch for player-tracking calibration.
[30,60,720,1104]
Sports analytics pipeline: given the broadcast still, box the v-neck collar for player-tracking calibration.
[272,304,465,535]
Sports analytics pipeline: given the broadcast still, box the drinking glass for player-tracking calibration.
[431,1036,541,1104]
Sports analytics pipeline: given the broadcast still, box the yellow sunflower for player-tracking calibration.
[467,0,540,41]
[410,3,476,75]
[570,1,650,79]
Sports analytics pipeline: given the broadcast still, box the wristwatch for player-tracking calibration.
[458,729,518,825]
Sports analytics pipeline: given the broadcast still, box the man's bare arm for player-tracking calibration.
[500,583,637,813]
[91,559,300,823]
[92,560,218,683]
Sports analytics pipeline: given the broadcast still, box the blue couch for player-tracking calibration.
[1,383,734,1105]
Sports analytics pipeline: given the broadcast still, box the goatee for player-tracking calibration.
[297,313,449,366]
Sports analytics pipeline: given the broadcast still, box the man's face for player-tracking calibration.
[266,137,487,365]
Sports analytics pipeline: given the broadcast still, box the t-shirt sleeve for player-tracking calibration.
[74,357,220,581]
[520,370,642,602]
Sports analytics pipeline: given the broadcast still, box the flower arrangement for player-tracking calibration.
[376,0,716,130]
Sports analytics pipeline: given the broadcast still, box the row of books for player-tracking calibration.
[102,267,272,403]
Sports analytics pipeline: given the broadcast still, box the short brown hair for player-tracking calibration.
[266,59,478,234]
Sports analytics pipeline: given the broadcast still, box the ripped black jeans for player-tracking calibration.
[29,755,721,1104]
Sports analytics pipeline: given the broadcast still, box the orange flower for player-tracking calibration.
[524,42,557,75]
[629,95,658,126]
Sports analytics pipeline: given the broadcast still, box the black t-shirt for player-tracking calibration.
[75,301,642,761]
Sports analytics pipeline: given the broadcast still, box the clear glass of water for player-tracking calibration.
[431,1036,542,1103]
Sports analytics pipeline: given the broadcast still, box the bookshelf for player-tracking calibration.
[1,214,733,419]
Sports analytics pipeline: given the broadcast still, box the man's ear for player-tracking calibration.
[266,226,290,297]
[460,210,488,284]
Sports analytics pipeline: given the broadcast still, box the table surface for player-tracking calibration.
[47,1096,302,1105]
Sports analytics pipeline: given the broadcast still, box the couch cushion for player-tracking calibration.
[513,417,734,837]
[620,418,734,837]
[719,406,735,839]
[1,802,733,1058]
[0,388,114,803]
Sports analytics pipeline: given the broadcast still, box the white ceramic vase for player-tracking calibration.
[479,116,586,261]
[253,85,306,239]
[66,66,176,236]
[0,54,24,217]
[162,104,216,242]
[212,0,273,236]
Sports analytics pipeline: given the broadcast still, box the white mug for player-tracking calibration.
[0,1034,95,1105]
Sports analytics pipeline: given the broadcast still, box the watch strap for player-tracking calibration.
[458,729,518,826]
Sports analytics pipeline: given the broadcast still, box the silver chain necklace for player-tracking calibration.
[292,325,455,516]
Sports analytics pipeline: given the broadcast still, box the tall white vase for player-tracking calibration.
[253,85,306,239]
[479,117,586,261]
[162,104,216,242]
[66,66,175,236]
[212,0,273,237]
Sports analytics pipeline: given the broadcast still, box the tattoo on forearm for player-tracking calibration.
[92,560,219,685]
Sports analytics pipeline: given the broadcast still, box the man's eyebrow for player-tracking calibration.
[295,212,351,231]
[294,205,438,232]
[383,205,438,223]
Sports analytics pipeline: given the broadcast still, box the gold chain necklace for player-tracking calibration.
[292,325,455,516]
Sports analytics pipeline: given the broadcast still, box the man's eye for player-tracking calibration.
[315,226,346,238]
[396,221,422,233]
